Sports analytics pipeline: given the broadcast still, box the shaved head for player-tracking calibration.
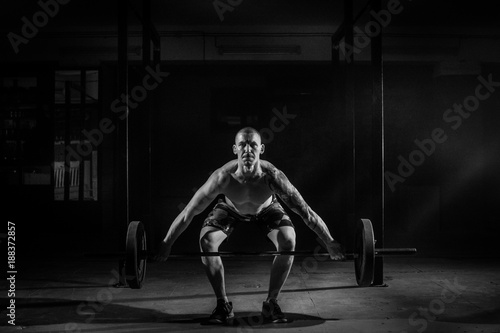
[235,127,261,144]
[233,127,265,174]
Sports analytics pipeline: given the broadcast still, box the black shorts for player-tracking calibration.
[202,196,294,238]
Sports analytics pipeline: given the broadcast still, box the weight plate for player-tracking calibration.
[126,221,147,289]
[354,218,375,287]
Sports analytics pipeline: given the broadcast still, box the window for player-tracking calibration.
[0,75,52,187]
[53,70,99,201]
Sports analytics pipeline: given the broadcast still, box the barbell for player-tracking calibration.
[117,219,417,289]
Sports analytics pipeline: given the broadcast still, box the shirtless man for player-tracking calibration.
[155,127,344,324]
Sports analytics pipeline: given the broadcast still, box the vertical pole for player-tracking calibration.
[142,0,151,68]
[344,0,357,233]
[117,0,129,227]
[64,81,71,201]
[142,0,152,232]
[371,0,385,286]
[332,30,344,244]
[153,39,161,65]
[79,70,86,201]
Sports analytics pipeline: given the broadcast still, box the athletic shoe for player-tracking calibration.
[208,299,234,324]
[262,299,288,323]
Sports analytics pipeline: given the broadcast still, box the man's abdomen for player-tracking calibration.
[224,195,273,216]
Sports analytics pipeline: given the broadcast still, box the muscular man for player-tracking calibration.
[155,127,344,324]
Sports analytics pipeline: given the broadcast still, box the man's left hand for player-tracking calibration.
[324,239,345,260]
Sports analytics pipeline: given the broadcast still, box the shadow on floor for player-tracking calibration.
[16,280,359,303]
[7,297,167,327]
[160,284,361,301]
[440,307,500,325]
[17,277,118,290]
[8,297,328,330]
[18,284,113,291]
[177,312,328,329]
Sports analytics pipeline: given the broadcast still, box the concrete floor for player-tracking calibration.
[2,256,500,333]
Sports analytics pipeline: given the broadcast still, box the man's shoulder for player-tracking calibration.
[218,160,238,174]
[260,160,282,179]
[209,160,237,183]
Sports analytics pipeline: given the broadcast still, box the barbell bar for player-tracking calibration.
[133,248,416,259]
[117,219,417,289]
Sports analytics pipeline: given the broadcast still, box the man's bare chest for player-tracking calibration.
[223,174,273,207]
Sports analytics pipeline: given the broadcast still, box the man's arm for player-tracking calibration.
[155,169,227,260]
[264,162,344,259]
[266,167,332,242]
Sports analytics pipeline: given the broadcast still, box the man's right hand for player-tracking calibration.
[151,240,171,262]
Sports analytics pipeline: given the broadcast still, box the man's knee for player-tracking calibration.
[199,228,225,252]
[277,227,296,251]
[279,238,296,251]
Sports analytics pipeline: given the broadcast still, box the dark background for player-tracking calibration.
[1,0,499,259]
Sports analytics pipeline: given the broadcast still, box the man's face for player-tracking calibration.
[233,132,265,168]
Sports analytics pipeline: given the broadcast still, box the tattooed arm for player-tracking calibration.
[263,161,345,260]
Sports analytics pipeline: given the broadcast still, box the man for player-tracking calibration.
[155,127,344,324]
